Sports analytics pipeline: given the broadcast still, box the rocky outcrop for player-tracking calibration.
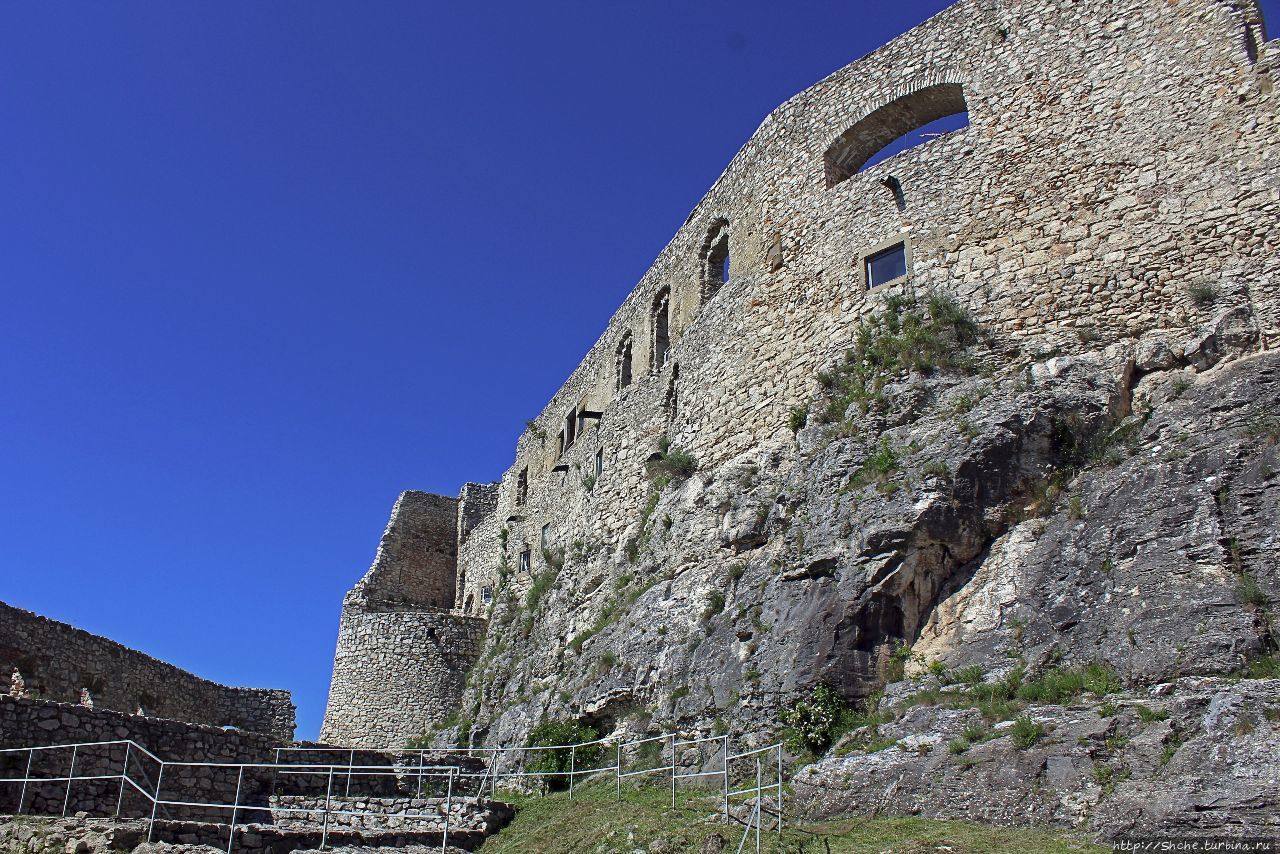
[457,301,1277,838]
[793,677,1280,839]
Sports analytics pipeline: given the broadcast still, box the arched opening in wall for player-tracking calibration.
[616,333,633,391]
[823,83,969,188]
[700,221,730,302]
[652,288,671,371]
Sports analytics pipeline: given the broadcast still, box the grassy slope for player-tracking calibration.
[476,783,1105,853]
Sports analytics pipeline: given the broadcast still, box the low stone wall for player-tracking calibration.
[0,694,284,823]
[270,794,512,835]
[0,601,294,740]
[0,816,508,854]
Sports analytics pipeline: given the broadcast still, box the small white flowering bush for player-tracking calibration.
[780,683,847,753]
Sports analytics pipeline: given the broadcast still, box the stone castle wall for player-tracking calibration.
[320,0,1278,749]
[346,491,459,610]
[452,0,1278,618]
[0,693,284,820]
[0,601,295,740]
[320,492,485,747]
[319,604,484,747]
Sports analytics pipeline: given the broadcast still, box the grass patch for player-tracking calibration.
[645,437,697,488]
[1016,662,1122,704]
[625,490,661,563]
[814,291,981,426]
[476,782,1105,853]
[701,590,726,622]
[1242,652,1280,679]
[1244,414,1280,445]
[1238,573,1269,608]
[1010,716,1045,749]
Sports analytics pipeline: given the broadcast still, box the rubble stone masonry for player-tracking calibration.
[319,0,1278,748]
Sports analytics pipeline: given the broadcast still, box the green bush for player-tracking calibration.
[525,569,557,611]
[1238,574,1269,608]
[1010,716,1044,749]
[951,665,985,687]
[1187,282,1218,307]
[1244,653,1280,679]
[788,406,808,433]
[1244,414,1280,445]
[525,719,605,790]
[814,291,981,425]
[702,590,726,621]
[780,683,848,754]
[645,438,698,486]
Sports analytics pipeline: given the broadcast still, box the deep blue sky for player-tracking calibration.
[2,2,1275,741]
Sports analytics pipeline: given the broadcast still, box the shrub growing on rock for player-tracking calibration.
[780,683,849,754]
[814,291,981,425]
[525,719,605,790]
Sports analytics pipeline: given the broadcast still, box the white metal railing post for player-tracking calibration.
[492,748,501,800]
[321,766,334,850]
[116,743,132,817]
[345,749,354,797]
[669,733,677,809]
[754,757,762,854]
[441,767,453,853]
[61,745,78,817]
[17,748,33,815]
[226,765,244,854]
[615,741,621,802]
[417,752,424,798]
[568,745,576,801]
[147,764,165,843]
[722,735,730,825]
[776,745,783,843]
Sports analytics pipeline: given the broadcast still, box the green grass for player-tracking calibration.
[814,291,981,426]
[476,782,1105,853]
[1016,662,1121,704]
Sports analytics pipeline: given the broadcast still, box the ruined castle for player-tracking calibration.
[320,0,1278,748]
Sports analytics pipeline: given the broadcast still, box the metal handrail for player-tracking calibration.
[3,729,786,852]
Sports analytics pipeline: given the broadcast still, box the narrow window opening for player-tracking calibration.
[1245,21,1260,65]
[664,364,680,421]
[516,467,528,505]
[519,548,530,574]
[481,586,493,606]
[824,83,969,188]
[866,243,908,289]
[616,334,633,390]
[557,431,565,458]
[541,523,550,552]
[652,288,671,371]
[595,447,604,480]
[564,407,577,451]
[701,221,731,302]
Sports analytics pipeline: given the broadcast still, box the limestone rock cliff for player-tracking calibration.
[457,304,1277,838]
